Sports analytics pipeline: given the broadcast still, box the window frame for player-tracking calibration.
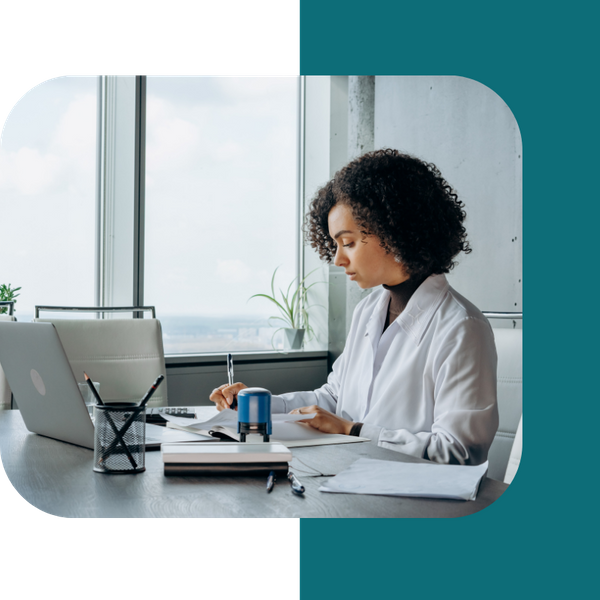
[95,75,308,355]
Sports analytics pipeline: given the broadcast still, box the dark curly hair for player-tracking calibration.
[305,149,471,278]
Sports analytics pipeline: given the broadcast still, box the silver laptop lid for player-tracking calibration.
[0,321,214,450]
[0,321,95,449]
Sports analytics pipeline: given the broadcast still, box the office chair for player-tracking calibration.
[484,312,523,482]
[33,306,168,407]
[0,302,16,409]
[504,416,522,484]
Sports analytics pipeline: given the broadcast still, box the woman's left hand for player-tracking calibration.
[290,405,354,435]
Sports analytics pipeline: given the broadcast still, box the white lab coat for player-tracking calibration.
[271,274,499,465]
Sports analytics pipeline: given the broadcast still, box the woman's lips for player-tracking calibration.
[346,272,356,280]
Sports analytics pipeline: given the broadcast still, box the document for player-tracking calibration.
[319,458,489,501]
[161,410,370,448]
[161,409,315,430]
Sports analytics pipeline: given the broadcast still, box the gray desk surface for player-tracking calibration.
[0,409,508,518]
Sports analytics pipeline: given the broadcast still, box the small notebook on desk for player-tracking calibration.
[162,442,292,476]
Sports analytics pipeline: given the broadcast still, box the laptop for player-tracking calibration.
[0,320,215,450]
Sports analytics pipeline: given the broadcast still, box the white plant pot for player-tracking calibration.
[283,328,305,350]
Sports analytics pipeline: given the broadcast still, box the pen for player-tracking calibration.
[139,374,165,408]
[266,470,276,493]
[227,353,237,410]
[287,471,305,495]
[84,371,104,406]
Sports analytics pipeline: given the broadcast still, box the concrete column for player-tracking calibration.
[328,77,376,367]
[344,77,375,340]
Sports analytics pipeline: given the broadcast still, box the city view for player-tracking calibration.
[159,314,285,354]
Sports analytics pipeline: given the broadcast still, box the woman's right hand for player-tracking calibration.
[209,382,248,411]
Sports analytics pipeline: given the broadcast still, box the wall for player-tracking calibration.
[374,76,522,320]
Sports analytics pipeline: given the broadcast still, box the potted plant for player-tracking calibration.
[0,283,21,315]
[249,267,322,350]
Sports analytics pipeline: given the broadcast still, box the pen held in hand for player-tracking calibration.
[226,353,237,410]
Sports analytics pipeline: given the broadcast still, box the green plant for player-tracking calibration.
[0,283,21,315]
[249,267,323,341]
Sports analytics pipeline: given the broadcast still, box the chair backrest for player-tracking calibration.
[504,415,522,484]
[487,327,522,481]
[0,314,16,408]
[33,317,168,407]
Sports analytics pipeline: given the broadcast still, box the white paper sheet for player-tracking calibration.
[319,458,489,501]
[161,408,315,430]
[164,412,369,447]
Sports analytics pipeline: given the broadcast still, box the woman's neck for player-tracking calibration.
[383,274,428,324]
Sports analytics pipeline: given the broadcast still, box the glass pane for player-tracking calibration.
[144,77,299,353]
[0,77,98,321]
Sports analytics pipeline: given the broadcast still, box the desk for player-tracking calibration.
[0,409,508,518]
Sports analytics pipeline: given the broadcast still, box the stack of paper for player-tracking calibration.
[319,458,489,501]
[161,409,370,447]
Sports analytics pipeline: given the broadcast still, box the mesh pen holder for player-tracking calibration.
[93,403,146,474]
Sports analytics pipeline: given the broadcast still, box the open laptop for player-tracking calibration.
[0,320,215,450]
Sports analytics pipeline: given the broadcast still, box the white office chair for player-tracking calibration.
[0,302,17,409]
[0,313,17,409]
[33,306,168,407]
[504,416,522,484]
[485,314,523,481]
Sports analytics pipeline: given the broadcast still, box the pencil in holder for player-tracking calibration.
[93,403,146,474]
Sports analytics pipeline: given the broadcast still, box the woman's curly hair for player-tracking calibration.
[305,149,471,278]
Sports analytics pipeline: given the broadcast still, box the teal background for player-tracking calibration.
[300,1,595,598]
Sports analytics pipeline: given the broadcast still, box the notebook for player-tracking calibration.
[0,321,214,450]
[161,442,292,476]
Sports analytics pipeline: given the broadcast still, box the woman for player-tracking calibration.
[210,149,499,465]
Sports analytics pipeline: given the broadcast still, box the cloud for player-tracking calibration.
[216,259,253,284]
[0,146,62,195]
[145,97,200,171]
[0,92,96,195]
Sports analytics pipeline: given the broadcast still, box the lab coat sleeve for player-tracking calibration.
[270,352,345,414]
[361,317,499,465]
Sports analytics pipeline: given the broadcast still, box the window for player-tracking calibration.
[0,77,98,321]
[144,77,300,353]
[1,76,301,353]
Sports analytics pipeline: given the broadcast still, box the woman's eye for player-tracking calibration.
[343,242,354,248]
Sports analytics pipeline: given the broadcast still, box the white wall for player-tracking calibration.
[374,76,522,318]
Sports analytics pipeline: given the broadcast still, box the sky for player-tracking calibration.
[1,76,300,323]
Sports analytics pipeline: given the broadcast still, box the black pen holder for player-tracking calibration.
[93,403,146,474]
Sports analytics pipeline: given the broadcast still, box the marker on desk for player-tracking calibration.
[287,471,305,496]
[227,353,237,410]
[266,470,276,493]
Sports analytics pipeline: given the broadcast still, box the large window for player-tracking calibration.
[0,77,98,321]
[1,76,301,354]
[144,77,300,353]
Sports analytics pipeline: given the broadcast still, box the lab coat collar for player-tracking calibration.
[364,274,449,348]
[396,274,449,344]
[364,289,391,352]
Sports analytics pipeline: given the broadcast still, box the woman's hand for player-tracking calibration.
[290,405,354,435]
[209,382,248,411]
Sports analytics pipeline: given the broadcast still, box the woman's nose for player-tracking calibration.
[334,246,347,267]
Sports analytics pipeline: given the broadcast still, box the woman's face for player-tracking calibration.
[328,203,409,289]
